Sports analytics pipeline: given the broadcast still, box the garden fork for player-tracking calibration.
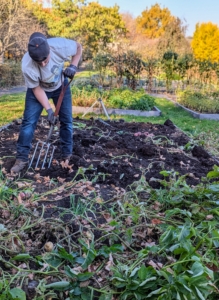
[29,77,73,169]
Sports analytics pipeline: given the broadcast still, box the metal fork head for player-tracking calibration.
[29,140,56,170]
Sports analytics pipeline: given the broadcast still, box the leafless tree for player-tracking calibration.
[121,12,160,60]
[0,0,46,63]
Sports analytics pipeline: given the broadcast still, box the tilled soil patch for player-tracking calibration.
[0,117,216,196]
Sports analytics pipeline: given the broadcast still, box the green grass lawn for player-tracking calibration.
[0,93,52,126]
[0,93,25,126]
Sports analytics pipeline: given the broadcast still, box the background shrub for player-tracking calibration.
[107,88,155,110]
[71,85,155,111]
[0,62,24,87]
[72,77,100,89]
[177,89,219,113]
[71,86,109,106]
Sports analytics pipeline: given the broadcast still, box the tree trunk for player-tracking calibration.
[0,53,4,64]
[0,40,4,64]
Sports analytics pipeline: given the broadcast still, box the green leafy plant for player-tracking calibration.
[111,259,215,300]
[0,286,26,300]
[107,88,155,110]
[71,86,155,111]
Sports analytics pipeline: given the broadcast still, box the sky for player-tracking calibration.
[93,0,219,37]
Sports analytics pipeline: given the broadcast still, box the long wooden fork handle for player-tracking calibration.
[54,77,73,117]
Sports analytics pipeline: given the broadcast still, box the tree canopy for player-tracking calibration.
[26,0,126,57]
[191,22,219,63]
[2,0,218,68]
[76,2,126,56]
[136,3,175,39]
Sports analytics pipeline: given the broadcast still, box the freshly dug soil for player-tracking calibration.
[0,116,216,198]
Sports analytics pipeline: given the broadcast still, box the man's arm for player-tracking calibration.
[32,86,51,110]
[71,42,82,67]
[32,86,55,124]
[63,42,82,79]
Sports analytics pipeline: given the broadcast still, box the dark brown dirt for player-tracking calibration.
[0,117,216,198]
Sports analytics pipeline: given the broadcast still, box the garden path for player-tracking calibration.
[0,86,27,96]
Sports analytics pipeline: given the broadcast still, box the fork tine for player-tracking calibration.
[48,146,56,168]
[29,140,56,170]
[35,142,45,169]
[29,141,41,168]
[42,143,51,169]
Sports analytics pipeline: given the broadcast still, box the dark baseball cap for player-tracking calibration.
[28,32,50,62]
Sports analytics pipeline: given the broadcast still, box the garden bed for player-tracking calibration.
[1,117,216,186]
[175,102,219,121]
[175,89,219,120]
[151,93,219,121]
[0,117,218,299]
